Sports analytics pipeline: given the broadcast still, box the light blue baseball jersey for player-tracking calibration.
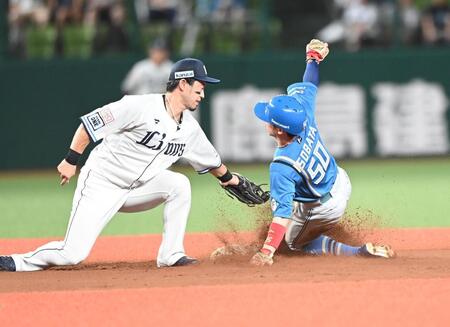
[270,82,337,218]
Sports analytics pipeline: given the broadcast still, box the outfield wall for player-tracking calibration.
[0,49,449,169]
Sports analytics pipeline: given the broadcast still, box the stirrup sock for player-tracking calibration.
[303,235,360,256]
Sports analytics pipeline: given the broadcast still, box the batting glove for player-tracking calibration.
[306,39,329,63]
[250,251,274,266]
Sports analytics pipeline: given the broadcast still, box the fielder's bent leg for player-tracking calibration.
[11,169,129,271]
[120,170,191,267]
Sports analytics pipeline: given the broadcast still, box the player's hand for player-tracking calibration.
[219,173,239,187]
[306,39,329,63]
[57,159,76,186]
[250,251,274,266]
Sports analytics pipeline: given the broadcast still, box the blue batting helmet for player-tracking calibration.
[253,95,307,136]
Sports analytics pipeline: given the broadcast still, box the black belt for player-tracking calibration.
[319,192,332,204]
[294,192,332,205]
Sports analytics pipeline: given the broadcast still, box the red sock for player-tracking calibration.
[260,222,286,256]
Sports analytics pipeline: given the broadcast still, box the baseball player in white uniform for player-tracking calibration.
[0,58,246,272]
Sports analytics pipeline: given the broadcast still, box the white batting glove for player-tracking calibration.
[306,39,329,63]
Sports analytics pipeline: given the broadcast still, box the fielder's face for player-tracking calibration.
[180,79,205,111]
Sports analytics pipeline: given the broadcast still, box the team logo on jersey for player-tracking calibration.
[271,198,278,212]
[291,86,306,95]
[136,131,166,150]
[86,113,105,130]
[99,108,114,124]
[164,142,185,157]
[137,131,186,156]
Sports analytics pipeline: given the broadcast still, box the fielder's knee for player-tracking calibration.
[171,174,191,198]
[61,248,89,266]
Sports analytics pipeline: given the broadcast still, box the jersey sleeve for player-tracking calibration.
[286,82,318,114]
[182,122,222,174]
[80,96,139,142]
[269,162,299,219]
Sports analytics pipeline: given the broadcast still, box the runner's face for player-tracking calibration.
[266,124,277,137]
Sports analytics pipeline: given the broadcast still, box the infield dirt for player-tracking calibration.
[1,228,449,326]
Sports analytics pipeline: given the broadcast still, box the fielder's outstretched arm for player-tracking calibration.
[209,164,240,186]
[210,165,270,206]
[57,124,90,185]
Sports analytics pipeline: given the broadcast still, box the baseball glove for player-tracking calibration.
[223,173,270,207]
[306,39,329,63]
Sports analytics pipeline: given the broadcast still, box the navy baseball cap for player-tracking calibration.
[169,58,220,84]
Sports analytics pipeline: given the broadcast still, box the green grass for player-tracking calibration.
[342,158,450,227]
[0,157,449,238]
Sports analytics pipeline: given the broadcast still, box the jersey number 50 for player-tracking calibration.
[307,141,330,185]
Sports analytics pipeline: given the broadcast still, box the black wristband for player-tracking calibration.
[217,170,233,183]
[65,149,81,166]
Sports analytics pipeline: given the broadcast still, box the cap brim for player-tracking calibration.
[196,76,221,84]
[253,102,270,123]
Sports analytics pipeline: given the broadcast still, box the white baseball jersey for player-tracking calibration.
[10,94,221,271]
[80,94,221,188]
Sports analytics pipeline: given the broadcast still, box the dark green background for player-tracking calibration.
[1,48,450,169]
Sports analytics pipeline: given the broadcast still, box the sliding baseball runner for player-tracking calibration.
[210,40,394,266]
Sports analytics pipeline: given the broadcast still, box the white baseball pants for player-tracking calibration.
[12,167,191,271]
[285,167,352,249]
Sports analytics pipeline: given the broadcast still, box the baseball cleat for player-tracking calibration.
[171,256,199,267]
[0,256,16,272]
[358,243,395,258]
